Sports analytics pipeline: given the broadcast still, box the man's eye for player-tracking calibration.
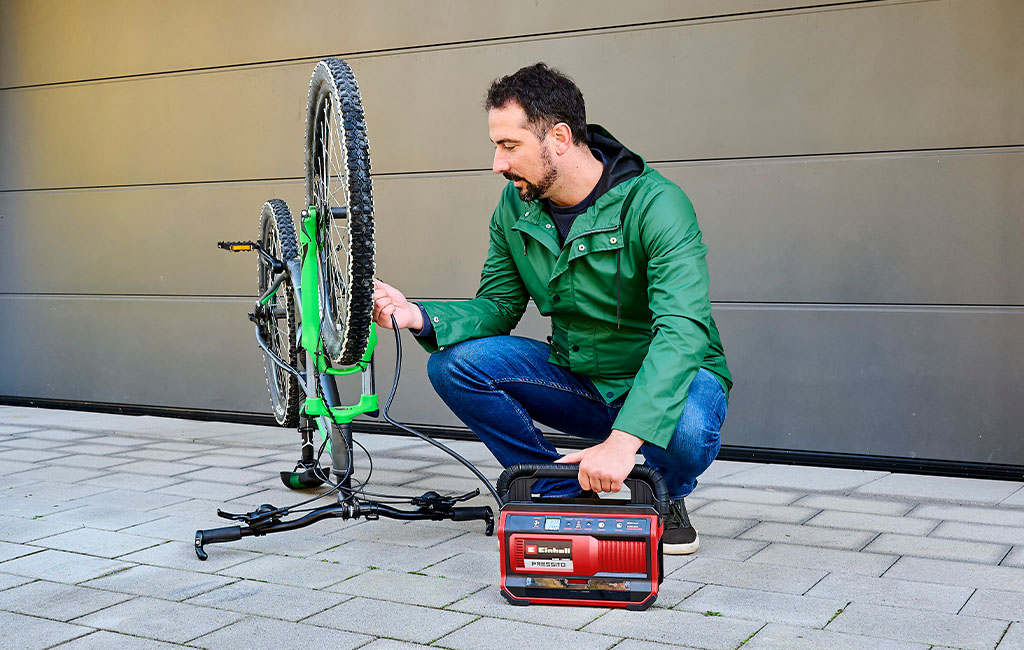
[505,145,517,151]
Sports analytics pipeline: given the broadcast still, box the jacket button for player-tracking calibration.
[524,211,530,216]
[578,244,586,252]
[432,316,439,323]
[545,224,552,229]
[552,295,560,302]
[572,345,580,352]
[606,392,614,398]
[610,237,617,244]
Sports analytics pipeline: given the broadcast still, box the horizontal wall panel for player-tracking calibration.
[4,149,1021,306]
[4,300,1021,465]
[0,296,271,413]
[3,0,1021,190]
[715,305,1024,465]
[0,180,309,296]
[0,0,852,88]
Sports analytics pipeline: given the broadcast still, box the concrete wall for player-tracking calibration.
[2,0,1022,466]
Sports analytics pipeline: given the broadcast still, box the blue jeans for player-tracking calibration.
[426,336,727,500]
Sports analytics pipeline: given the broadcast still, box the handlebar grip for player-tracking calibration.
[450,506,493,522]
[199,526,243,544]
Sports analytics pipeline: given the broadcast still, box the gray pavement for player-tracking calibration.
[1,404,1023,649]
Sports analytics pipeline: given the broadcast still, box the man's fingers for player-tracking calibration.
[556,451,583,464]
[577,470,592,492]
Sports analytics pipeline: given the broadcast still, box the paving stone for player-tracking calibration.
[0,459,37,476]
[0,514,80,546]
[186,579,347,621]
[932,520,1024,546]
[75,596,245,643]
[676,584,847,627]
[422,550,498,582]
[695,535,768,561]
[0,549,132,583]
[826,601,1009,650]
[960,588,1024,622]
[741,623,930,650]
[0,493,89,517]
[0,610,93,650]
[445,586,608,628]
[582,607,763,650]
[149,441,222,453]
[1000,622,1024,650]
[119,540,259,572]
[690,515,758,538]
[303,596,476,644]
[0,447,71,462]
[0,571,34,590]
[49,454,135,469]
[55,442,134,456]
[1004,547,1024,568]
[654,579,705,608]
[693,501,818,524]
[436,616,619,650]
[114,460,207,477]
[32,527,162,558]
[217,553,365,589]
[22,429,97,442]
[332,517,472,548]
[747,542,899,576]
[328,567,485,607]
[0,540,39,562]
[698,460,763,483]
[48,630,185,649]
[909,503,1024,528]
[26,465,107,483]
[864,532,1010,564]
[114,448,201,462]
[695,486,804,505]
[885,556,1024,592]
[794,495,917,515]
[1004,488,1024,507]
[189,615,372,650]
[84,563,236,600]
[357,641,434,650]
[0,579,133,620]
[41,504,169,531]
[856,474,1023,504]
[669,556,827,594]
[65,434,145,446]
[805,572,973,614]
[7,479,113,501]
[739,522,877,550]
[0,425,40,435]
[315,538,458,573]
[152,479,266,503]
[82,472,183,491]
[718,464,886,491]
[2,436,65,449]
[804,510,939,535]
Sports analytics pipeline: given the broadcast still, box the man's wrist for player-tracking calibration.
[607,429,644,453]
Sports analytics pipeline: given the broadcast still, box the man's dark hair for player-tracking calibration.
[485,63,588,145]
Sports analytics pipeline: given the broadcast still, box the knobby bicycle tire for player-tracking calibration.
[258,199,300,427]
[304,57,376,367]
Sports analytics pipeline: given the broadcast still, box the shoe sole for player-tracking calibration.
[663,532,700,555]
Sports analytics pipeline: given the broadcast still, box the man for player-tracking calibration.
[372,63,731,554]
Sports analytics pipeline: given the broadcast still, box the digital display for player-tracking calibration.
[544,517,561,531]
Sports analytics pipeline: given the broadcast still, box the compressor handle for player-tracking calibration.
[496,463,669,516]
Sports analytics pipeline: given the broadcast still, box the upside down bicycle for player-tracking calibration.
[195,58,495,560]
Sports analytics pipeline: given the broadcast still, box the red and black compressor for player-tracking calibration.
[496,463,667,610]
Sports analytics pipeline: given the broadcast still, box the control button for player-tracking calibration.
[598,521,605,529]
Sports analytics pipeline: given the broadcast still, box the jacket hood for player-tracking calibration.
[587,124,645,196]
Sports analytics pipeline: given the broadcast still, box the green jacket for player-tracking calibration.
[419,127,731,448]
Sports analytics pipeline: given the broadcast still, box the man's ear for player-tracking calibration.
[549,122,573,155]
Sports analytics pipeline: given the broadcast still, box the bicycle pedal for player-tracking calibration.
[217,240,257,252]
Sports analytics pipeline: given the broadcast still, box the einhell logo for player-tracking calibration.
[525,541,571,557]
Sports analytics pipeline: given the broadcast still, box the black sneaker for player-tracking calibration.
[663,498,699,555]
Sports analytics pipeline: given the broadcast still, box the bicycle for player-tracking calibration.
[195,58,495,560]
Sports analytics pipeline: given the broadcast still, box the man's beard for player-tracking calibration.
[504,149,558,202]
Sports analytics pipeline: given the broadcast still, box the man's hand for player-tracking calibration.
[372,279,424,330]
[556,429,644,493]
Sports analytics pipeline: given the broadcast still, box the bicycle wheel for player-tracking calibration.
[258,199,300,427]
[304,57,375,366]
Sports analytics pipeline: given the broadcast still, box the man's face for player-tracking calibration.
[488,103,558,202]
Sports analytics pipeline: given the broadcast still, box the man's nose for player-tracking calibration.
[492,149,509,175]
